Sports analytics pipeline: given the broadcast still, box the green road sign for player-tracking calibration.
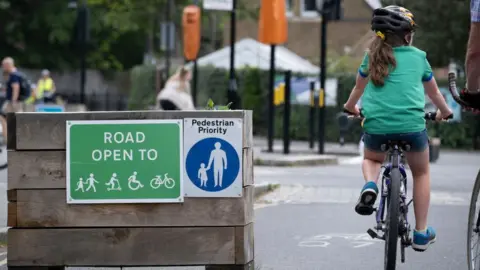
[66,120,183,204]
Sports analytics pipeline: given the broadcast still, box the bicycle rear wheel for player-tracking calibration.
[384,167,401,270]
[467,169,480,270]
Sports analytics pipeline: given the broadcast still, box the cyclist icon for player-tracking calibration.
[128,171,144,191]
[150,173,175,189]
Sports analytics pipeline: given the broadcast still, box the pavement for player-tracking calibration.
[0,141,479,269]
[252,151,479,270]
[253,136,360,166]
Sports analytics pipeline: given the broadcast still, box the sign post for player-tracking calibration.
[183,118,243,197]
[66,119,183,204]
[258,0,288,152]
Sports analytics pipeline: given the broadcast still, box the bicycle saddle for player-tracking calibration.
[380,140,411,152]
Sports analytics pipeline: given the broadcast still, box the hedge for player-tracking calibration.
[129,64,480,149]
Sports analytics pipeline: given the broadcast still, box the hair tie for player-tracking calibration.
[376,31,385,40]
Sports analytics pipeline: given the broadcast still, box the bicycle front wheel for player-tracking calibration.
[467,169,480,270]
[384,168,401,270]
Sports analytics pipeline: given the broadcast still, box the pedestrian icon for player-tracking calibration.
[106,173,122,191]
[75,177,85,192]
[198,163,208,187]
[128,171,144,191]
[85,173,99,192]
[207,142,228,187]
[186,138,240,192]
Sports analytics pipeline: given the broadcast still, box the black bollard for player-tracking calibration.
[283,70,291,154]
[309,81,316,149]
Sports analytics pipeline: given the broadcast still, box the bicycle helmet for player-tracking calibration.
[371,5,416,35]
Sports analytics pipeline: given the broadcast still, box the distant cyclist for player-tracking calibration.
[459,0,480,110]
[343,6,452,252]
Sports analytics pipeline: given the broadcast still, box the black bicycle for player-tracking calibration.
[448,72,480,270]
[344,109,452,270]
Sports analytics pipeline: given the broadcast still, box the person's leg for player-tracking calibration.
[355,133,386,215]
[404,130,436,251]
[219,167,224,187]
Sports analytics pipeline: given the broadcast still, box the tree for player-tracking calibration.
[382,0,470,67]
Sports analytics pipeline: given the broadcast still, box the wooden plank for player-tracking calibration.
[235,223,254,265]
[13,110,252,150]
[8,202,17,227]
[6,113,16,150]
[8,151,65,190]
[7,189,17,202]
[242,148,253,186]
[242,110,253,149]
[15,187,253,227]
[8,267,64,270]
[9,150,256,191]
[8,227,235,266]
[206,261,254,270]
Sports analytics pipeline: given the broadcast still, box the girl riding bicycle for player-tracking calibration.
[343,5,453,252]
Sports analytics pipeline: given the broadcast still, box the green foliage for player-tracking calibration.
[241,67,268,134]
[381,0,470,67]
[128,64,156,110]
[205,98,232,110]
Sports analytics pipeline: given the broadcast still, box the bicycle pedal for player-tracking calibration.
[367,228,379,239]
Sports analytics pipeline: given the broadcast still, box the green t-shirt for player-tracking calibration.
[358,46,433,134]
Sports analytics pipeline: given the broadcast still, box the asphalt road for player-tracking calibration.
[254,151,480,270]
[0,150,478,270]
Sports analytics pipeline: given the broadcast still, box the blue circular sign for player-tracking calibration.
[185,137,240,192]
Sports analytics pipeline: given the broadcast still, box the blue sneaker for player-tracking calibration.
[355,181,378,215]
[412,227,436,252]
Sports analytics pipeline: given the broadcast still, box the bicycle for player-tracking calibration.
[344,109,452,270]
[150,173,175,189]
[448,72,480,270]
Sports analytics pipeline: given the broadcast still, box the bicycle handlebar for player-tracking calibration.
[448,72,471,107]
[343,108,453,121]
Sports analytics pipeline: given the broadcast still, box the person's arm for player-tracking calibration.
[424,78,452,118]
[222,152,227,169]
[344,74,368,110]
[344,52,369,114]
[10,75,20,102]
[206,153,213,170]
[51,80,56,93]
[466,0,480,92]
[422,56,452,118]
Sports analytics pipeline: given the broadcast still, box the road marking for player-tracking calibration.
[298,233,382,249]
[338,156,364,165]
[352,241,375,248]
[0,258,6,266]
[260,185,470,206]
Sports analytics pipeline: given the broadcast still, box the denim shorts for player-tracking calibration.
[363,129,429,152]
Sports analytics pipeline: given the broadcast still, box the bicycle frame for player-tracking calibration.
[375,148,409,231]
[367,143,413,264]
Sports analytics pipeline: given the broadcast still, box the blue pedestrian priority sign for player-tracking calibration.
[183,118,243,197]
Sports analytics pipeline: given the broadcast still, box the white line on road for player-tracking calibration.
[259,185,471,206]
[0,258,6,266]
